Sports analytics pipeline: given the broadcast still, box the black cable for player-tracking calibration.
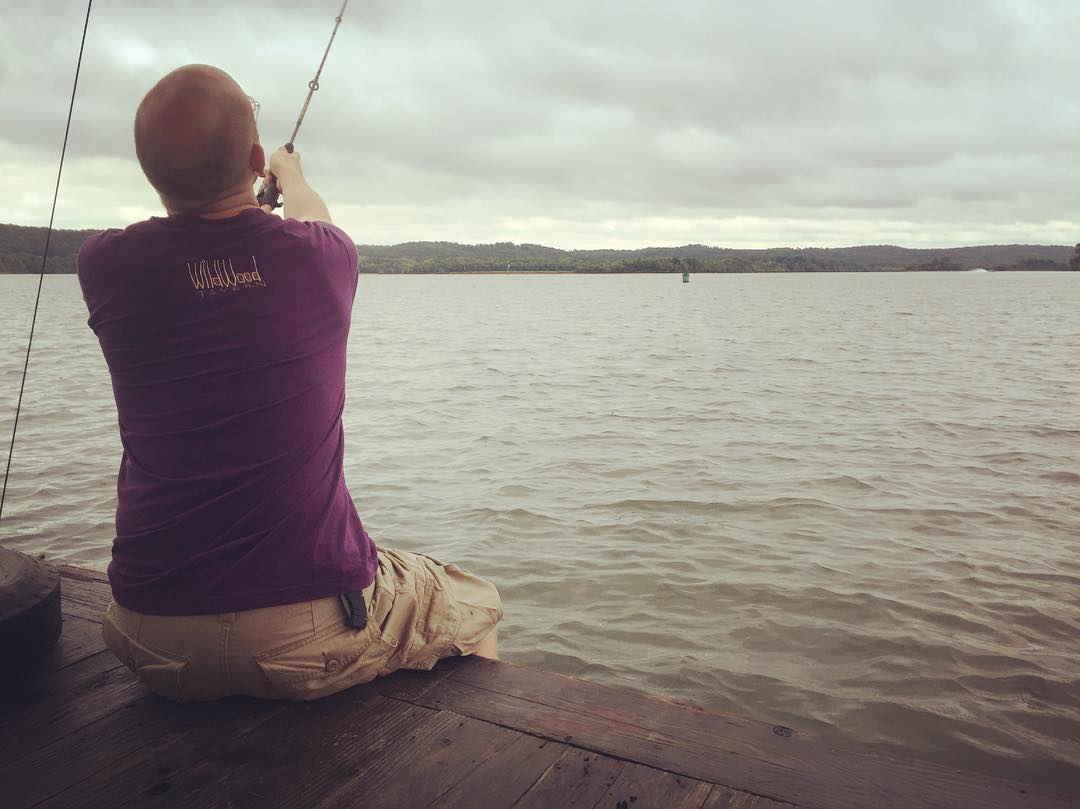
[0,0,93,523]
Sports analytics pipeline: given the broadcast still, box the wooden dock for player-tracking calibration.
[2,566,1074,809]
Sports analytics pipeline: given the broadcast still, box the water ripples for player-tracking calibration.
[1,271,1078,792]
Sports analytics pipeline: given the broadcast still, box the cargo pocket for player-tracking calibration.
[102,606,189,702]
[254,620,397,701]
[380,563,463,673]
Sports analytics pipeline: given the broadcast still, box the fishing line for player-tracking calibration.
[0,0,93,523]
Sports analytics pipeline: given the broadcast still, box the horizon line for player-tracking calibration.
[0,221,1074,254]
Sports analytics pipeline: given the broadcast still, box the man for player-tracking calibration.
[77,64,501,702]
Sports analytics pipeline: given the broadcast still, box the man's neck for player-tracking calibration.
[165,188,260,220]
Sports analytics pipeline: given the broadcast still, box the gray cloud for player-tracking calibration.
[2,0,1079,247]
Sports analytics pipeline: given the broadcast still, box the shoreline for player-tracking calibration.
[2,267,1076,276]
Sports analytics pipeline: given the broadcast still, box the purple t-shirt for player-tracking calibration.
[77,208,376,615]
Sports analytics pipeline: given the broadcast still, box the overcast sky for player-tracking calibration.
[3,0,1080,248]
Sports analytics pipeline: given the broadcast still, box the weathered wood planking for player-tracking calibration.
[427,734,568,809]
[84,696,419,809]
[45,613,108,671]
[0,654,132,768]
[326,710,525,809]
[4,567,1074,809]
[595,761,715,809]
[402,655,1076,809]
[702,786,799,809]
[509,746,626,809]
[54,564,109,585]
[4,693,288,809]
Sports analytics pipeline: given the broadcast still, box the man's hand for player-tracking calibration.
[260,147,302,212]
[268,146,303,184]
[261,146,332,223]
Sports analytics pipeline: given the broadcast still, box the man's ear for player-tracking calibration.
[250,142,265,178]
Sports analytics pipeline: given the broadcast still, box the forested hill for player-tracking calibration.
[356,241,1074,273]
[0,223,101,274]
[0,222,1074,274]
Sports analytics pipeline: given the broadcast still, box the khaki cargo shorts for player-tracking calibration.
[101,547,502,702]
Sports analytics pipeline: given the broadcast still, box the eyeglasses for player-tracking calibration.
[247,95,261,123]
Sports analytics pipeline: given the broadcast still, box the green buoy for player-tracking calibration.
[682,271,690,283]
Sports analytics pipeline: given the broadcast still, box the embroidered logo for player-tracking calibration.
[187,256,266,295]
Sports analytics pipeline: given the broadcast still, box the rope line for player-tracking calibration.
[0,0,93,522]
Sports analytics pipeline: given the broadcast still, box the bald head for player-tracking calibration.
[135,65,259,210]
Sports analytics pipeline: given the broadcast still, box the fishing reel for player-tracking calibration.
[256,142,294,211]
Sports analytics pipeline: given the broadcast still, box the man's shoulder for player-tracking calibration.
[277,218,358,267]
[77,227,121,263]
[77,219,162,271]
[279,217,355,249]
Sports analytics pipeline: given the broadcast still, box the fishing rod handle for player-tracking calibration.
[257,142,295,210]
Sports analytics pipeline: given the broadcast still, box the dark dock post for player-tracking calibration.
[0,547,62,682]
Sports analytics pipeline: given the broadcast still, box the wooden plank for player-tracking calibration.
[6,613,107,683]
[702,785,799,809]
[0,653,132,767]
[48,614,107,670]
[0,616,114,763]
[420,673,802,805]
[123,692,391,808]
[329,712,526,809]
[2,584,117,758]
[110,694,437,809]
[446,656,784,747]
[416,657,1075,809]
[57,564,109,584]
[0,643,117,723]
[512,746,626,809]
[29,568,1073,809]
[427,734,568,809]
[58,573,110,623]
[595,761,714,809]
[5,692,288,809]
[364,658,461,702]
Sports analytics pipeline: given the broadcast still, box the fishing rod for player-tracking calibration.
[257,0,348,210]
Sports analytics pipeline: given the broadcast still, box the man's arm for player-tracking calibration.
[264,146,332,224]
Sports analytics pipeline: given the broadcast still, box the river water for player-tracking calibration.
[1,271,1078,792]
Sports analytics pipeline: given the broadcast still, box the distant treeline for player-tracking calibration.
[0,224,101,274]
[355,241,1076,274]
[1,222,1077,274]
